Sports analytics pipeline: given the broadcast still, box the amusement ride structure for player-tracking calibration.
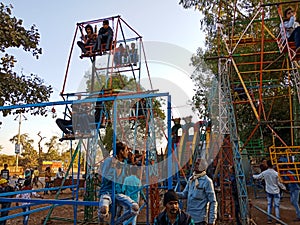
[1,1,300,224]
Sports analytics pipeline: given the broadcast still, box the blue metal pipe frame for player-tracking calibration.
[0,91,172,224]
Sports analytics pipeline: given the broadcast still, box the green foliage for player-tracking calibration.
[0,3,52,118]
[0,154,15,166]
[10,133,38,168]
[189,48,215,118]
[84,69,166,150]
[180,0,298,146]
[43,136,62,161]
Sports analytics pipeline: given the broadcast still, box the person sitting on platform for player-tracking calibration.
[281,5,300,52]
[77,24,97,56]
[98,141,139,223]
[56,115,73,138]
[93,20,113,54]
[129,42,138,65]
[114,43,125,66]
[56,96,95,140]
[153,189,194,225]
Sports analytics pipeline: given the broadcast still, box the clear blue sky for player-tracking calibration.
[0,0,205,155]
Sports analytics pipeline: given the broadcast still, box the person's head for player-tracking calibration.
[45,166,50,171]
[85,24,93,34]
[58,167,62,172]
[116,141,129,160]
[34,167,38,170]
[261,158,267,166]
[102,20,109,28]
[0,178,8,187]
[267,160,273,168]
[172,117,181,125]
[193,158,208,173]
[163,189,179,215]
[3,164,8,169]
[130,42,135,49]
[284,7,294,19]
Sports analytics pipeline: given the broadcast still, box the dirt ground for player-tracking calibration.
[3,187,300,225]
[248,188,300,225]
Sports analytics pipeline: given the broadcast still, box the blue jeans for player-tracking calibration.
[114,52,122,65]
[290,189,300,219]
[267,192,280,220]
[93,34,112,52]
[98,194,138,223]
[123,194,140,225]
[288,26,300,48]
[22,206,30,225]
[129,52,138,64]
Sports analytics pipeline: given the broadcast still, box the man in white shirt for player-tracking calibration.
[253,160,286,224]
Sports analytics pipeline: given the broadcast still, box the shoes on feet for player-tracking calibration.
[267,220,272,224]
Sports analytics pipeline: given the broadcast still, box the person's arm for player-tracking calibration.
[205,179,218,225]
[176,182,189,199]
[253,171,264,180]
[101,157,112,179]
[288,15,297,28]
[107,27,113,36]
[277,176,286,190]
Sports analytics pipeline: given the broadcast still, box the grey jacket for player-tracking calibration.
[177,174,217,224]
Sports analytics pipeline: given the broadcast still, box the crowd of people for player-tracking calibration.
[77,20,139,65]
[253,159,300,223]
[0,147,300,224]
[96,141,218,225]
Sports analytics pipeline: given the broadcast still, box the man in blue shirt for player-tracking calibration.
[154,189,194,225]
[177,158,217,225]
[98,142,139,223]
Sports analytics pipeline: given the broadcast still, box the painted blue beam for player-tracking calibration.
[0,92,169,111]
[0,205,54,221]
[0,185,78,197]
[0,197,99,206]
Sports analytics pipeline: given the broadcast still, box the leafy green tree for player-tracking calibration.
[0,3,52,118]
[0,154,16,167]
[43,136,62,161]
[10,133,38,168]
[188,48,215,118]
[180,0,296,147]
[83,69,166,155]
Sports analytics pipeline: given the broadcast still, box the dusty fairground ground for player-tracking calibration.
[3,188,300,225]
